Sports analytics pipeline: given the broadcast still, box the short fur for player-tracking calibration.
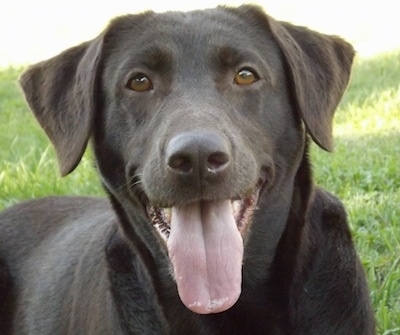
[0,5,375,334]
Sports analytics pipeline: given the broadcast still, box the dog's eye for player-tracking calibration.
[127,73,153,92]
[234,68,259,85]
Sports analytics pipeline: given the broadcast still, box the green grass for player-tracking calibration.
[1,51,400,333]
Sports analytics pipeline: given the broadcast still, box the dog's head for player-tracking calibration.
[20,5,354,314]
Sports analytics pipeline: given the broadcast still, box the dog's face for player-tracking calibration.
[20,5,354,315]
[95,9,304,313]
[97,9,303,226]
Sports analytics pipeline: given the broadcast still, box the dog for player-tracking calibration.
[0,5,375,334]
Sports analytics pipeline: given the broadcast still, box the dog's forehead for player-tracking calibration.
[105,8,275,60]
[150,9,259,42]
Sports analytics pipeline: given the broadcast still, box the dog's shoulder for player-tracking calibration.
[298,188,375,333]
[307,186,352,241]
[0,196,115,265]
[302,186,357,273]
[0,196,113,239]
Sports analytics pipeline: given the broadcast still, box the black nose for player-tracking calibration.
[166,132,231,181]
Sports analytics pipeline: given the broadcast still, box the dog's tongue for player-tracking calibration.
[167,200,243,314]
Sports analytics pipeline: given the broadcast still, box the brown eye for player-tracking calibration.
[127,73,153,92]
[234,68,259,85]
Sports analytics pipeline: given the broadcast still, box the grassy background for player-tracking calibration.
[1,50,399,333]
[311,51,400,334]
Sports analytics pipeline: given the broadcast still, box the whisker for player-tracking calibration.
[115,172,144,191]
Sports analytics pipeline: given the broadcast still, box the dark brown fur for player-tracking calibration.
[0,5,375,334]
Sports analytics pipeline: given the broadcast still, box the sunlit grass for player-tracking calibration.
[1,50,399,333]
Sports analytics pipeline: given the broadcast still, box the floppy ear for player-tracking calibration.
[19,36,103,176]
[268,17,355,151]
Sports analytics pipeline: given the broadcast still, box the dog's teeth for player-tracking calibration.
[164,208,171,222]
[232,200,241,218]
[148,205,171,240]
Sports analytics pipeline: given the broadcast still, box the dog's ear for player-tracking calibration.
[268,17,355,151]
[19,36,103,176]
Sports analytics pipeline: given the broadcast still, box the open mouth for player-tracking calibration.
[146,189,259,242]
[141,176,265,315]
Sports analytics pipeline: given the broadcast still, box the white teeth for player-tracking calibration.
[231,200,241,220]
[147,205,170,241]
[164,208,171,223]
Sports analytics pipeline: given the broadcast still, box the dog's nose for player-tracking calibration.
[166,132,231,180]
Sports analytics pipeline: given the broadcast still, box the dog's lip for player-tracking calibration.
[146,175,266,241]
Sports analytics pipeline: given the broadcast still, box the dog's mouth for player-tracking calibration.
[142,176,265,315]
[147,192,258,242]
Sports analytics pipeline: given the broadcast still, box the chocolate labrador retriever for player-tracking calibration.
[0,5,375,334]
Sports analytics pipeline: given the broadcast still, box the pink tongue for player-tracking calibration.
[167,200,243,314]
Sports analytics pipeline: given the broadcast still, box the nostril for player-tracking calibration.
[167,154,193,174]
[207,152,230,172]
